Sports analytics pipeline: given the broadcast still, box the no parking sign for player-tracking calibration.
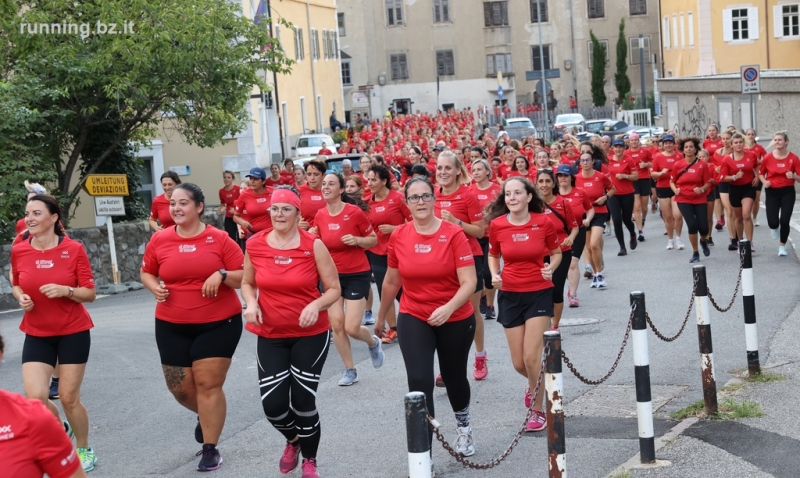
[741,65,760,94]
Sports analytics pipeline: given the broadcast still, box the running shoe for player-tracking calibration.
[728,239,739,251]
[700,240,711,257]
[750,242,756,253]
[568,295,579,308]
[195,416,203,444]
[651,202,658,213]
[454,427,475,457]
[473,354,488,380]
[485,306,496,320]
[525,410,547,432]
[604,224,611,236]
[617,248,627,256]
[584,265,594,279]
[779,246,788,256]
[590,276,599,288]
[49,379,59,400]
[630,235,638,250]
[338,368,359,386]
[666,239,674,250]
[690,252,700,263]
[435,374,445,388]
[716,216,725,230]
[63,420,74,441]
[771,228,780,241]
[301,458,320,478]
[638,232,645,242]
[279,442,301,474]
[369,335,385,368]
[362,311,375,326]
[479,295,488,315]
[524,385,533,408]
[381,328,398,344]
[78,447,97,472]
[196,444,221,472]
[675,237,685,250]
[754,218,760,226]
[707,236,715,247]
[596,273,607,289]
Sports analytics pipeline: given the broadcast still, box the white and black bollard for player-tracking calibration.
[630,292,656,464]
[693,265,718,415]
[739,240,761,376]
[544,330,566,478]
[405,392,432,478]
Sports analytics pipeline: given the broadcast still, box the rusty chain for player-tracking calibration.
[707,248,744,312]
[645,277,696,342]
[428,344,550,469]
[561,308,633,385]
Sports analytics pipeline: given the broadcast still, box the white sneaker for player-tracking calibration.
[666,239,674,250]
[454,426,475,457]
[771,228,780,241]
[675,237,685,250]
[754,218,760,226]
[779,246,788,256]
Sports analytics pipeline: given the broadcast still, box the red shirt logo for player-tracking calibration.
[414,244,432,253]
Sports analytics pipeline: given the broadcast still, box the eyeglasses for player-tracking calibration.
[579,158,593,163]
[269,206,296,215]
[406,193,435,204]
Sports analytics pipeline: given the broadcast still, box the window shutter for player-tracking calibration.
[723,9,733,41]
[401,54,407,78]
[749,7,760,39]
[663,17,671,48]
[484,3,491,26]
[447,51,454,75]
[501,2,509,25]
[442,0,449,22]
[434,1,441,22]
[688,12,694,46]
[294,29,300,59]
[773,5,784,38]
[496,53,506,73]
[506,53,513,73]
[487,55,495,75]
[322,31,328,59]
[396,1,403,23]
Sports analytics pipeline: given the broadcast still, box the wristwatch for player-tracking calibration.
[218,269,227,282]
[68,287,75,298]
[457,220,463,227]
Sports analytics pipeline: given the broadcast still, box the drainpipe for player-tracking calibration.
[266,0,285,159]
[764,0,771,68]
[306,0,320,133]
[569,0,578,103]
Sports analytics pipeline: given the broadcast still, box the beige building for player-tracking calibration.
[338,0,661,120]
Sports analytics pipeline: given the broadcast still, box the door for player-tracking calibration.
[666,97,679,132]
[393,98,411,115]
[717,98,733,130]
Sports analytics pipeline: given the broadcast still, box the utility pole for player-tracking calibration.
[536,0,550,141]
[639,34,647,109]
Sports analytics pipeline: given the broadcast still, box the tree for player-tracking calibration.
[589,31,608,107]
[615,18,631,105]
[0,0,294,225]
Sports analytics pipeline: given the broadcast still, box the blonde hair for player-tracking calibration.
[24,180,47,195]
[438,151,472,185]
[769,130,789,149]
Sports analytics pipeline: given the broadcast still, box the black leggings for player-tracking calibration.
[397,313,475,427]
[257,330,331,459]
[607,193,636,248]
[366,250,402,301]
[546,250,571,304]
[677,203,709,236]
[478,238,494,290]
[765,187,796,244]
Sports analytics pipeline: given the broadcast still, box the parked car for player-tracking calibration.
[576,119,613,140]
[597,120,638,137]
[292,133,338,157]
[293,153,363,175]
[553,113,587,134]
[502,117,538,141]
[631,126,665,139]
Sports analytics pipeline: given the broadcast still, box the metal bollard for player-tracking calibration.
[630,292,656,464]
[544,331,566,478]
[739,240,761,376]
[405,392,431,478]
[693,265,718,415]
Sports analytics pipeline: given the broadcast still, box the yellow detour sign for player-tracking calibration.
[83,174,129,196]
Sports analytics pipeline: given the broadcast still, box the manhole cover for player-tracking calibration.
[559,318,604,327]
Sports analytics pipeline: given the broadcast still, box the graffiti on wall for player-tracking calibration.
[681,97,712,137]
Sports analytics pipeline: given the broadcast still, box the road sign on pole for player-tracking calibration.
[82,174,129,196]
[498,85,504,100]
[741,65,760,94]
[92,197,126,285]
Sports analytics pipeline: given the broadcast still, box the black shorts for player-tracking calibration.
[718,182,730,194]
[22,330,91,366]
[706,186,720,202]
[634,179,651,196]
[728,184,757,208]
[473,253,485,293]
[656,187,674,199]
[756,180,763,191]
[589,213,608,229]
[497,289,554,328]
[155,314,243,367]
[339,271,371,300]
[571,227,587,258]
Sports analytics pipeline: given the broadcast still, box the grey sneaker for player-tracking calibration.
[369,335,385,368]
[454,426,475,457]
[363,311,375,325]
[338,368,359,386]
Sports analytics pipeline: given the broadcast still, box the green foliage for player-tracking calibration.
[589,31,607,106]
[634,91,656,123]
[742,371,786,383]
[332,130,348,147]
[670,398,764,420]
[614,19,631,104]
[622,93,636,110]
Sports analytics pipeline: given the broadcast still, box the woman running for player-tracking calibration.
[713,131,737,248]
[299,159,328,230]
[345,176,363,197]
[486,177,561,432]
[313,173,384,386]
[699,149,719,247]
[556,165,594,307]
[140,183,244,472]
[671,138,714,262]
[234,167,274,241]
[759,131,800,256]
[507,155,533,181]
[375,178,478,457]
[651,134,685,250]
[218,171,241,243]
[533,150,553,172]
[242,186,340,478]
[626,133,653,242]
[294,165,307,187]
[536,170,578,330]
[149,171,181,232]
[575,152,614,289]
[266,164,288,188]
[607,139,639,256]
[11,195,98,472]
[745,129,767,226]
[719,133,759,251]
[471,157,502,321]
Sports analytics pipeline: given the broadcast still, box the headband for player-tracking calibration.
[270,189,301,210]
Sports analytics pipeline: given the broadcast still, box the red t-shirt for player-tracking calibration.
[746,144,767,161]
[388,221,475,322]
[543,196,578,252]
[703,138,724,156]
[314,203,373,274]
[15,218,26,235]
[488,213,560,292]
[234,187,274,233]
[719,151,759,186]
[218,185,241,219]
[651,152,684,188]
[625,148,653,181]
[367,190,411,256]
[671,160,714,205]
[434,185,484,257]
[149,194,175,228]
[607,157,638,195]
[575,171,613,214]
[11,237,95,336]
[298,184,326,227]
[470,182,502,238]
[280,171,295,186]
[0,390,82,478]
[141,226,244,324]
[560,187,593,224]
[245,229,330,338]
[760,152,800,189]
[318,148,334,155]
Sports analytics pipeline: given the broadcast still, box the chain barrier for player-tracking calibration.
[707,248,745,312]
[561,308,633,385]
[646,278,697,342]
[428,344,549,469]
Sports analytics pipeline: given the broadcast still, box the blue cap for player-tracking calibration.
[612,139,626,147]
[556,164,575,176]
[661,134,675,143]
[246,167,267,179]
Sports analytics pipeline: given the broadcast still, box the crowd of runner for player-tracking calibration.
[4,107,799,478]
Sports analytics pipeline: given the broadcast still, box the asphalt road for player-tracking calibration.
[1,210,798,477]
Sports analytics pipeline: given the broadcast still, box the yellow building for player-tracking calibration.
[660,0,800,77]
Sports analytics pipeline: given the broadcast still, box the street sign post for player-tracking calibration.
[741,65,760,130]
[498,85,504,100]
[93,196,127,285]
[82,174,129,196]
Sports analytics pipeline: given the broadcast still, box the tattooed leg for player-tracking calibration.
[162,365,198,412]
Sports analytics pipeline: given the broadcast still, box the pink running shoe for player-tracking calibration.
[473,355,488,380]
[568,294,579,308]
[525,410,547,432]
[524,385,533,408]
[279,442,301,474]
[435,373,445,388]
[301,458,320,478]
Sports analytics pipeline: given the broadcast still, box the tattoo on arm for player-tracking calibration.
[162,365,189,402]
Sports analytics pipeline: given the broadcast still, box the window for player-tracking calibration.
[484,1,509,27]
[724,8,759,41]
[530,0,548,23]
[436,50,455,76]
[386,0,403,26]
[732,8,749,40]
[663,17,671,48]
[688,12,695,46]
[672,15,678,47]
[680,13,685,48]
[338,12,346,36]
[588,0,604,18]
[587,39,609,68]
[310,29,319,60]
[333,32,339,59]
[629,36,652,64]
[486,53,513,75]
[778,4,799,37]
[390,53,408,79]
[300,97,307,132]
[323,30,331,59]
[294,27,304,60]
[275,25,282,50]
[341,61,352,85]
[434,0,451,23]
[630,0,646,15]
[531,45,552,71]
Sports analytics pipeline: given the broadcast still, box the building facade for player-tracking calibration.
[659,0,800,77]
